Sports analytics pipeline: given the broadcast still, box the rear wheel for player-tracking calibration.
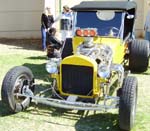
[1,66,34,113]
[129,39,149,72]
[119,76,138,131]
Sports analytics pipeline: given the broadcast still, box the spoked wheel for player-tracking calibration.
[119,76,138,131]
[1,66,35,113]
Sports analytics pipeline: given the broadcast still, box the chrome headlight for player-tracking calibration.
[46,61,58,74]
[98,66,110,78]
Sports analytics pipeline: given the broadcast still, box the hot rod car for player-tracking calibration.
[1,1,149,131]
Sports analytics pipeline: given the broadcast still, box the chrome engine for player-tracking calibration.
[76,37,124,85]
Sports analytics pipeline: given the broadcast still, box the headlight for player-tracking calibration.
[98,66,110,78]
[46,61,58,74]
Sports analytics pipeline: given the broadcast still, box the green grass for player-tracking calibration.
[0,40,150,131]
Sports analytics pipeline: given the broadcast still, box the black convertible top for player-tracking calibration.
[71,1,137,11]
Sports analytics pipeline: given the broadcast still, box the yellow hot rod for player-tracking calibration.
[1,1,149,131]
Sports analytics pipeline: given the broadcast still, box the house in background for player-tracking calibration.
[0,0,148,38]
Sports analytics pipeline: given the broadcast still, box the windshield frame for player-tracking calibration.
[73,11,125,39]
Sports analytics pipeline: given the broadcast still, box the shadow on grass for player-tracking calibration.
[0,98,121,130]
[26,55,46,60]
[75,113,120,131]
[26,104,121,131]
[0,38,41,51]
[0,100,14,117]
[23,102,121,130]
[23,55,48,81]
[23,63,48,81]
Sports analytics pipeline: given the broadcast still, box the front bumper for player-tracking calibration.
[16,93,119,111]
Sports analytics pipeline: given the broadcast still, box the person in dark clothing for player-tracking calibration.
[41,7,54,51]
[46,28,62,58]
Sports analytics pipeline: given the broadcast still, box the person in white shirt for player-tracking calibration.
[144,2,150,42]
[55,5,73,42]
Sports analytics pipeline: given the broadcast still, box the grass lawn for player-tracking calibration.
[0,39,150,131]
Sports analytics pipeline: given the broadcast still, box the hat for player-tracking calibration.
[63,5,70,11]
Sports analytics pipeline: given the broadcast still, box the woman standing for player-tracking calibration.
[41,7,54,51]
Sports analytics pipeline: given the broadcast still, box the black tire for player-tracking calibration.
[119,76,138,131]
[129,39,149,72]
[1,66,34,113]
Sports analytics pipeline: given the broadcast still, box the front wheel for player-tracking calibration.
[119,76,138,131]
[1,66,35,113]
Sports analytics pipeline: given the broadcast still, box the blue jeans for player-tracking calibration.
[145,31,150,42]
[41,26,47,50]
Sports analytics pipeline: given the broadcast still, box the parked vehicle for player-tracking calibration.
[1,1,149,131]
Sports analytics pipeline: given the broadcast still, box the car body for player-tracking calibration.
[1,1,149,131]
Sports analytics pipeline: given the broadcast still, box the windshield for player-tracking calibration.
[74,11,124,38]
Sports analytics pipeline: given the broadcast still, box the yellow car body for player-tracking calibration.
[51,36,126,99]
[73,36,125,64]
[1,1,142,131]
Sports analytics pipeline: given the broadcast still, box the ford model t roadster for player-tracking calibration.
[1,1,149,131]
